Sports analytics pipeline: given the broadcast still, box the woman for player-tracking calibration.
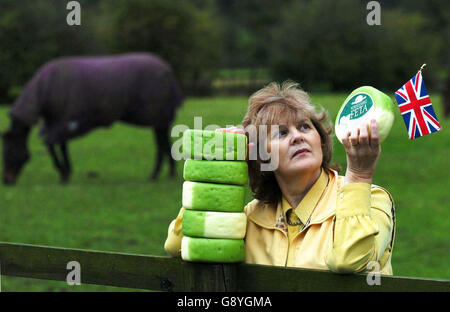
[165,81,395,275]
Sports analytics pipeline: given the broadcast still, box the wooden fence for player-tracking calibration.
[0,242,448,292]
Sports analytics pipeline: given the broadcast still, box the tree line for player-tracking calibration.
[0,0,447,101]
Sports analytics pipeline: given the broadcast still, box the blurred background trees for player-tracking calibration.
[0,0,448,101]
[97,0,223,95]
[268,0,443,91]
[0,0,98,102]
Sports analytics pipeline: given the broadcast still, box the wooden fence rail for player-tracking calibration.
[0,242,448,292]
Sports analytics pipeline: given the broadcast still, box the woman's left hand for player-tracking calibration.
[341,119,381,185]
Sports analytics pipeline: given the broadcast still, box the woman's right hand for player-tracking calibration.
[215,126,244,134]
[215,126,254,161]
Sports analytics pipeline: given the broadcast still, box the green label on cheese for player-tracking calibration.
[338,93,374,124]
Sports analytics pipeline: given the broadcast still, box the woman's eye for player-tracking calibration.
[300,123,311,130]
[277,130,287,137]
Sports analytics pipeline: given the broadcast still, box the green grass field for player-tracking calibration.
[0,94,449,291]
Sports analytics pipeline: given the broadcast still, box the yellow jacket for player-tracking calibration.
[164,168,395,275]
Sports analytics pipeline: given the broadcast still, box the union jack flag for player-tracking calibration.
[395,70,441,140]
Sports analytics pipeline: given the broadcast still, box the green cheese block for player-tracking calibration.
[183,159,248,185]
[335,86,395,144]
[182,129,247,160]
[182,181,245,212]
[181,236,245,263]
[182,210,247,239]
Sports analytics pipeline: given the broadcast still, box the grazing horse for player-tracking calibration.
[2,53,183,184]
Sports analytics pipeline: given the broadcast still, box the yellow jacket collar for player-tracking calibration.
[282,168,329,224]
[247,168,339,229]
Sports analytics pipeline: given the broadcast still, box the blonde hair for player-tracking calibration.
[242,81,338,206]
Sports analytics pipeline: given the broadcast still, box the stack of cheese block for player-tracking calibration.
[181,129,248,263]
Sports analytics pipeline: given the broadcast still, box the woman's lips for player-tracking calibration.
[292,149,309,158]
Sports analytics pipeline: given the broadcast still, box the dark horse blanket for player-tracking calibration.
[10,53,183,144]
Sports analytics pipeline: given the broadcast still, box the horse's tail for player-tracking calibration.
[169,73,184,111]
